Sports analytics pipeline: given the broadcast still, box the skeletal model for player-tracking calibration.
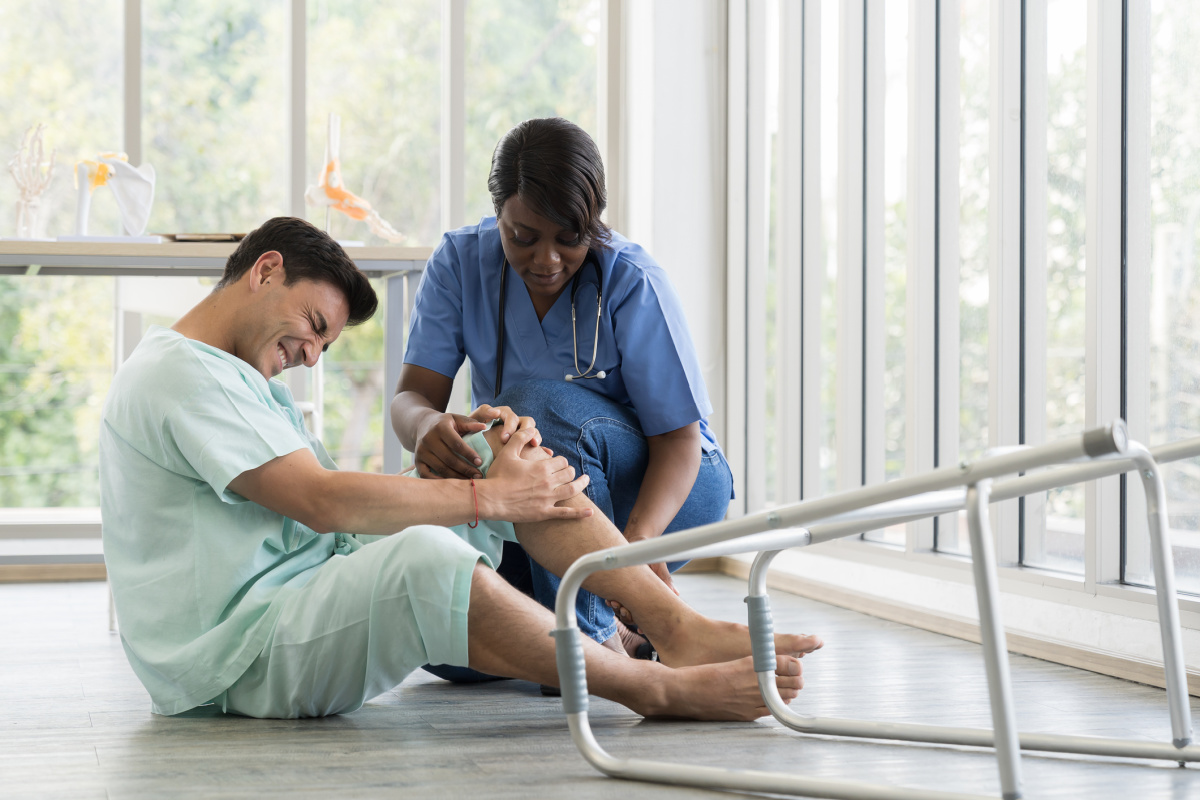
[74,153,156,237]
[305,113,404,243]
[8,124,56,238]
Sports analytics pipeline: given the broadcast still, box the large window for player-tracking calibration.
[731,0,1200,607]
[1126,1,1200,594]
[1022,0,1088,574]
[1,1,604,521]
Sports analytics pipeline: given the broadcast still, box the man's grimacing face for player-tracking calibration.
[238,256,351,381]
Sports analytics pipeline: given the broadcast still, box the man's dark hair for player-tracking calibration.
[217,217,378,326]
[488,117,611,249]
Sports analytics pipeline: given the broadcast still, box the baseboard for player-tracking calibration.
[676,557,723,574]
[0,563,107,583]
[714,556,1200,698]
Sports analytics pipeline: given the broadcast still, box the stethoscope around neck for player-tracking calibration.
[493,253,605,396]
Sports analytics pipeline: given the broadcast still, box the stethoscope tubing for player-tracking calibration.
[494,254,604,395]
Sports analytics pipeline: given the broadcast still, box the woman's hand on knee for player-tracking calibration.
[414,412,488,480]
[470,404,535,444]
[479,429,593,523]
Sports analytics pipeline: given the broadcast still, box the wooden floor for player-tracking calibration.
[3,573,1200,799]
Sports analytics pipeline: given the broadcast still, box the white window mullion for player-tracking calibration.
[598,0,627,235]
[1021,0,1048,565]
[863,0,885,490]
[837,0,866,492]
[726,0,749,518]
[744,0,770,513]
[906,0,938,551]
[990,0,1025,564]
[441,0,466,232]
[800,0,824,502]
[776,0,804,506]
[936,0,962,545]
[286,0,306,217]
[1123,0,1152,584]
[123,0,142,166]
[1084,0,1124,588]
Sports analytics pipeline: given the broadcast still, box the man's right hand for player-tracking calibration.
[477,428,592,523]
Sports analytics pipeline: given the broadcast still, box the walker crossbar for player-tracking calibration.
[553,422,1200,800]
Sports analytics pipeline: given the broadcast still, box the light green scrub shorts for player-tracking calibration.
[220,430,519,718]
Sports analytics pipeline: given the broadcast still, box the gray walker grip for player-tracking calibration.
[551,628,589,714]
[745,595,777,673]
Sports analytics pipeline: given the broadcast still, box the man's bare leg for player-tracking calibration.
[465,564,804,721]
[481,427,823,667]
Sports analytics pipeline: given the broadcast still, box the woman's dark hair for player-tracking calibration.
[488,117,611,248]
[216,217,378,326]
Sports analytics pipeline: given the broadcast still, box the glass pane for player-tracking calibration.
[307,0,441,246]
[865,0,907,546]
[142,0,289,233]
[463,0,601,225]
[1126,2,1200,593]
[0,276,114,508]
[0,1,122,239]
[819,0,839,497]
[942,0,991,555]
[1024,0,1087,574]
[0,3,122,509]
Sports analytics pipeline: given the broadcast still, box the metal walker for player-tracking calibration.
[552,421,1200,800]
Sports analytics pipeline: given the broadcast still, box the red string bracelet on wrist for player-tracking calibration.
[468,478,479,529]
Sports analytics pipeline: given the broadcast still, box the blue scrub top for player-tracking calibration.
[404,218,721,454]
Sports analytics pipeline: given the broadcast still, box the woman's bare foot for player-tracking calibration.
[616,619,649,657]
[634,654,803,721]
[650,614,823,669]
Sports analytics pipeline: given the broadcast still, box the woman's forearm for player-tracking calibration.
[390,391,443,452]
[623,423,703,542]
[391,364,455,452]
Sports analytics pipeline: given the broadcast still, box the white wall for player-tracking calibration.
[622,0,729,445]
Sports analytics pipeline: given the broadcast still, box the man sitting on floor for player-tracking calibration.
[99,216,821,720]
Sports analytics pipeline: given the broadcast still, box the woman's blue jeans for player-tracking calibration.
[423,379,733,683]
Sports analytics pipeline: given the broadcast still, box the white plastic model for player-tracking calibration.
[7,124,56,238]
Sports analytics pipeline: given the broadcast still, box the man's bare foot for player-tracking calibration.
[635,655,803,721]
[650,615,823,669]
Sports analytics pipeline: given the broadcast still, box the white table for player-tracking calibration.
[0,241,431,567]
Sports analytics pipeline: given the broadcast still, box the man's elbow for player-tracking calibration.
[288,479,343,535]
[300,497,342,535]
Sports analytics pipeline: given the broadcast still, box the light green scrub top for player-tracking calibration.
[100,326,365,715]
